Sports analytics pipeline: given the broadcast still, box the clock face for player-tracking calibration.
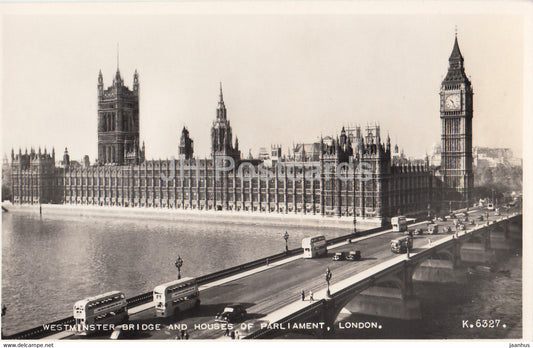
[445,94,461,110]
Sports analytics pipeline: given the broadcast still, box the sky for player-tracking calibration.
[0,2,526,163]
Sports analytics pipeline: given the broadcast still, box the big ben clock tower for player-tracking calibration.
[439,34,474,207]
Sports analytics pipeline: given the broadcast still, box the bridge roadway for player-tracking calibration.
[65,207,510,340]
[130,207,496,339]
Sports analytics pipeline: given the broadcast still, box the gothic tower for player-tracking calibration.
[97,64,143,165]
[439,35,474,207]
[179,127,194,160]
[210,83,241,162]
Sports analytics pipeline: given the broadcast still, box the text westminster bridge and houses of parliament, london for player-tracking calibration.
[9,36,474,226]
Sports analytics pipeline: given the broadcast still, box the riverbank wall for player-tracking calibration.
[2,202,381,230]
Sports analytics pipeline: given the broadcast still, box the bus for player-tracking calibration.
[153,277,200,318]
[302,235,327,258]
[390,236,413,254]
[73,291,128,335]
[391,216,407,232]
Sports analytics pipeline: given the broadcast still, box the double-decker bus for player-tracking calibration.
[302,235,327,258]
[153,277,200,317]
[391,216,408,232]
[73,291,128,335]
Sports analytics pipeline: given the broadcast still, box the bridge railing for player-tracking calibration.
[244,300,327,339]
[3,316,76,340]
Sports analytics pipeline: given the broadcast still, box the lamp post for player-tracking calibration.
[175,255,183,280]
[283,231,289,253]
[353,215,357,235]
[325,267,332,298]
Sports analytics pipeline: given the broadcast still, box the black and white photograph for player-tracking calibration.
[0,1,530,345]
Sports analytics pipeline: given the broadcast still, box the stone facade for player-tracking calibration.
[10,148,62,204]
[11,37,474,224]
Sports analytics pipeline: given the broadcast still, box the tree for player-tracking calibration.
[473,163,522,202]
[1,183,12,202]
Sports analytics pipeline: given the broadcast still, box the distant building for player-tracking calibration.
[474,147,521,168]
[12,36,476,224]
[428,144,441,167]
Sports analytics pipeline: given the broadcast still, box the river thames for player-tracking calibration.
[1,209,350,336]
[1,209,522,339]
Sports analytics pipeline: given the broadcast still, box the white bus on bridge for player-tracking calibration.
[73,291,128,335]
[302,235,327,258]
[153,277,200,317]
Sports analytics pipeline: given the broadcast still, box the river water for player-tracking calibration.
[1,210,522,339]
[1,210,349,336]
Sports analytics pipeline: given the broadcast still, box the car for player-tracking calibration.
[333,252,346,261]
[428,224,438,234]
[215,304,247,323]
[345,250,361,261]
[414,228,423,235]
[487,203,495,211]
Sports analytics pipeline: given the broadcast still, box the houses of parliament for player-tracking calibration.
[9,37,474,225]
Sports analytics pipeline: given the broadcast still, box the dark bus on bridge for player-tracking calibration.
[390,236,413,254]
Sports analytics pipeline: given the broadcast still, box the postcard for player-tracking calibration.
[0,1,530,347]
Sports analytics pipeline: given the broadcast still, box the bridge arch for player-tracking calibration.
[321,274,409,329]
[468,235,486,245]
[373,275,405,297]
[431,249,454,262]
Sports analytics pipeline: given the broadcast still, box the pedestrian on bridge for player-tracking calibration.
[301,289,305,301]
[309,291,314,302]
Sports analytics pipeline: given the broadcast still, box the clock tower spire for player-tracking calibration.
[439,34,474,208]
